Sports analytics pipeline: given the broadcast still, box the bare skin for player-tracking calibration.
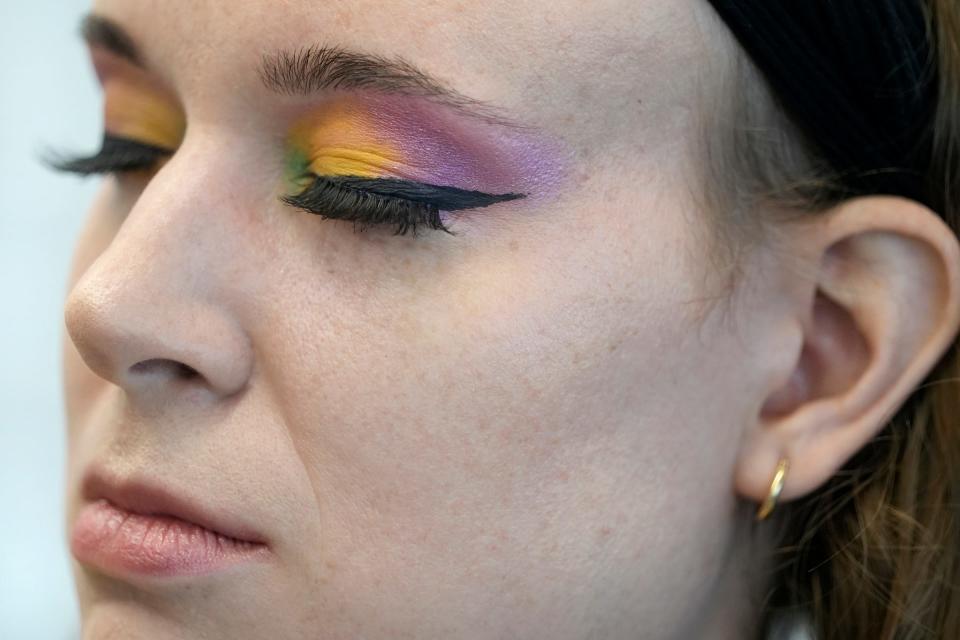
[62,1,960,638]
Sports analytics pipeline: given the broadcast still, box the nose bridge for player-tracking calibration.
[64,141,254,399]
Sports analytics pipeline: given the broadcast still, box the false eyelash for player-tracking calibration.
[48,135,171,175]
[283,175,525,237]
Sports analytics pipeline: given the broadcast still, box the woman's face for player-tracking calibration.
[63,1,767,638]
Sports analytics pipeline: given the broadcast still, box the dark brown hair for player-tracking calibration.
[704,1,960,638]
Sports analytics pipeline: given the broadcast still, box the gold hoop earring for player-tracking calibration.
[755,457,789,521]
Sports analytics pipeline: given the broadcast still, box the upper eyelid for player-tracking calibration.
[89,44,186,123]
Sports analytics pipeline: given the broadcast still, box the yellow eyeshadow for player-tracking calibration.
[289,100,403,179]
[307,147,401,177]
[104,81,185,150]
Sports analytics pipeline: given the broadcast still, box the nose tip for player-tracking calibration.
[64,278,253,399]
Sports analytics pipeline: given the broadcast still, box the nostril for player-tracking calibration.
[129,359,201,381]
[173,362,200,380]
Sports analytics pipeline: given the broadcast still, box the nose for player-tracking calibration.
[64,156,254,401]
[65,286,252,398]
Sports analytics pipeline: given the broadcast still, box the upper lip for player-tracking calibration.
[81,468,268,545]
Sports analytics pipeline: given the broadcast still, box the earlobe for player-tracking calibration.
[735,196,960,507]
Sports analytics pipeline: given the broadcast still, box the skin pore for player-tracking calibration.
[61,1,960,639]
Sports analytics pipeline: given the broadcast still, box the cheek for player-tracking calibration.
[250,185,730,627]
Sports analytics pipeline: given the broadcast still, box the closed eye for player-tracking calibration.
[49,137,526,238]
[49,134,172,175]
[282,175,525,237]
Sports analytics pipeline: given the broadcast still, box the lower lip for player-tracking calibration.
[71,499,267,578]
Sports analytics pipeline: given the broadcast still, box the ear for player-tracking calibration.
[735,196,960,506]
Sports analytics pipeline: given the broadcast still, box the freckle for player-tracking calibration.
[509,240,519,253]
[519,375,543,400]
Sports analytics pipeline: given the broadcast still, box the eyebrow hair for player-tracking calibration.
[81,14,142,66]
[78,15,520,129]
[259,45,519,127]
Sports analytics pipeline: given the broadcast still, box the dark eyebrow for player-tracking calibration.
[81,14,142,66]
[77,18,519,128]
[259,45,518,127]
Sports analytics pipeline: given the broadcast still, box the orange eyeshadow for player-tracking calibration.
[103,79,185,150]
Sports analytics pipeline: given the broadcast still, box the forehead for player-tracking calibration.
[89,0,713,143]
[89,0,694,59]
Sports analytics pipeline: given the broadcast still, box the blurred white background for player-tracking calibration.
[1,1,99,638]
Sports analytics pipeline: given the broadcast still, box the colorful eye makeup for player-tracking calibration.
[284,95,559,193]
[282,96,541,235]
[286,99,406,180]
[102,78,185,151]
[54,57,565,237]
[52,53,184,176]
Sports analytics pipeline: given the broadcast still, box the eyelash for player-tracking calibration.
[51,135,525,238]
[284,175,523,237]
[50,135,170,175]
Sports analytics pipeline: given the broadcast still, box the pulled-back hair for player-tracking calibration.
[703,1,960,638]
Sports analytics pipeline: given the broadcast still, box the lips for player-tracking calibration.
[71,469,269,578]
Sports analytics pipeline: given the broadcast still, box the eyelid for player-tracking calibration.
[304,147,404,179]
[100,75,186,151]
